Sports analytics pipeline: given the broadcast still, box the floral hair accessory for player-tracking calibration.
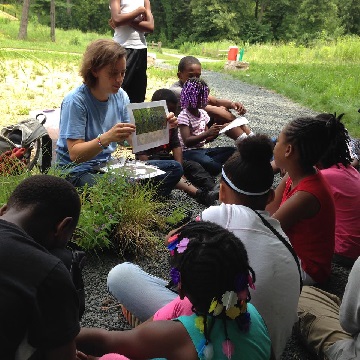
[170,267,180,286]
[176,237,189,253]
[222,291,238,310]
[209,298,223,316]
[226,305,241,320]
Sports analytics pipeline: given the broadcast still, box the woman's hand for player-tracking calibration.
[102,123,136,145]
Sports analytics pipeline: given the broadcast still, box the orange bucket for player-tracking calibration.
[227,46,239,61]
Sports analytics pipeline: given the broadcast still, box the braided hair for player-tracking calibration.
[315,113,352,168]
[223,134,274,197]
[283,115,341,171]
[170,220,255,350]
[180,77,209,110]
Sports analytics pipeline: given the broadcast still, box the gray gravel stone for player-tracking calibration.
[81,69,351,360]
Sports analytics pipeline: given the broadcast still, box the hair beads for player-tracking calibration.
[167,222,256,359]
[180,77,209,110]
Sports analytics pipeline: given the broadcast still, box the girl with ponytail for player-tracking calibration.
[267,115,337,285]
[316,113,360,267]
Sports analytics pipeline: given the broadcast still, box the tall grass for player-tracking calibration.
[0,17,109,53]
[1,15,359,135]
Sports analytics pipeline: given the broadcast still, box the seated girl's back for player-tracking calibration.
[317,113,360,265]
[268,115,339,285]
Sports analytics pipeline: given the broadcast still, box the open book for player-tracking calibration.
[99,158,165,180]
[219,116,249,134]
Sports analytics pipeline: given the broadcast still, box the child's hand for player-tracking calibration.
[207,123,223,137]
[231,102,246,115]
[166,112,178,129]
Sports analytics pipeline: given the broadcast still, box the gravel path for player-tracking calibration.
[80,68,351,359]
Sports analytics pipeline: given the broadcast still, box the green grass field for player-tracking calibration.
[1,14,359,136]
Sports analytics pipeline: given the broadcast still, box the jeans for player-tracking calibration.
[146,159,183,197]
[107,262,177,322]
[182,147,235,176]
[65,160,182,197]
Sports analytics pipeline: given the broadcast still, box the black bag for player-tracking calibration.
[50,243,87,319]
[0,115,52,173]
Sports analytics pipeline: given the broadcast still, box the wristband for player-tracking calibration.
[97,134,107,149]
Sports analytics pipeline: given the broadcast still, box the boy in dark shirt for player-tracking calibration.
[136,89,218,205]
[0,175,81,359]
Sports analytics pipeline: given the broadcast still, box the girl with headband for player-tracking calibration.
[76,221,272,360]
[200,134,300,359]
[106,135,300,359]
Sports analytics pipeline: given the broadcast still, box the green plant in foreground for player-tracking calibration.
[0,172,32,205]
[165,207,188,227]
[74,172,167,257]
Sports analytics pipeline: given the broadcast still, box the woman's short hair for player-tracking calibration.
[80,39,127,88]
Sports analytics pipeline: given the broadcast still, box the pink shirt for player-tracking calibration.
[177,108,210,151]
[321,164,360,259]
[153,296,193,321]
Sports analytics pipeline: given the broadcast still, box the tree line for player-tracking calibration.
[10,0,360,45]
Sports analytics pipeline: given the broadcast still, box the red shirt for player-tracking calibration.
[280,171,335,283]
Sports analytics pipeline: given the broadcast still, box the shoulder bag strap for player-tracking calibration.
[255,210,303,293]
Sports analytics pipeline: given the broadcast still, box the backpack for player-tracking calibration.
[0,116,52,174]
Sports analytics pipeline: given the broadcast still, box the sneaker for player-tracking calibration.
[195,189,219,207]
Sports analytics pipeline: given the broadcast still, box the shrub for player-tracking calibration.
[74,172,167,257]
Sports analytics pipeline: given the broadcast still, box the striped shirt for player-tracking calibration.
[177,108,210,151]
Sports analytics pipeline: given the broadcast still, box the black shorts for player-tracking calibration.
[122,48,147,103]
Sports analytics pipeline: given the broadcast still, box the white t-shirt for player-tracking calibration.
[113,0,147,49]
[201,204,300,360]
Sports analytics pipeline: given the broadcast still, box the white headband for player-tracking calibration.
[221,168,271,196]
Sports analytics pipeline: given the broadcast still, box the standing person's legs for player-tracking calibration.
[107,262,178,322]
[297,286,352,358]
[146,159,183,197]
[182,149,222,176]
[122,48,147,103]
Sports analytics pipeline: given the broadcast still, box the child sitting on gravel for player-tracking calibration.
[267,115,337,285]
[106,135,300,359]
[169,55,252,143]
[177,77,236,176]
[76,221,272,360]
[135,88,218,205]
[297,258,359,360]
[315,113,360,267]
